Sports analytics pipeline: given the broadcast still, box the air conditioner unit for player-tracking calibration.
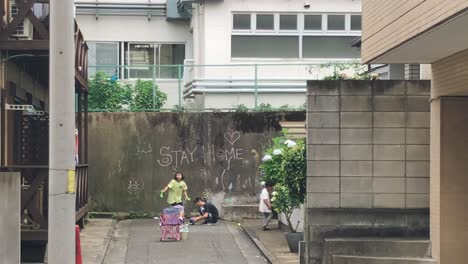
[10,0,33,40]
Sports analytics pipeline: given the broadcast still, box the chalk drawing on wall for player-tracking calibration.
[200,168,208,185]
[202,188,213,200]
[224,128,241,146]
[136,142,152,160]
[221,169,226,191]
[127,177,144,193]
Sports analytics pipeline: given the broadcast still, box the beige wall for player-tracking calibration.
[362,0,468,62]
[432,49,468,97]
[431,97,468,263]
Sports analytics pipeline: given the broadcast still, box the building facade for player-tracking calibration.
[75,0,362,109]
[361,1,468,263]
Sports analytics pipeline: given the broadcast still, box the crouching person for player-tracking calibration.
[190,197,219,225]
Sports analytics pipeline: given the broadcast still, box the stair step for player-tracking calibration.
[324,237,431,262]
[332,255,437,264]
[222,204,262,220]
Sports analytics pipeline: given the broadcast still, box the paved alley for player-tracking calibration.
[100,219,268,264]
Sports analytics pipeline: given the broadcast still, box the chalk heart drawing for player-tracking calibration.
[224,128,240,146]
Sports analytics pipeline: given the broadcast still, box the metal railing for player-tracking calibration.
[87,62,358,111]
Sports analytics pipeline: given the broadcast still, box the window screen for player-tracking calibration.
[88,42,119,77]
[232,36,299,58]
[302,36,361,58]
[351,15,362,30]
[304,15,322,30]
[160,44,185,78]
[233,14,251,30]
[280,15,297,30]
[327,15,345,30]
[256,14,274,30]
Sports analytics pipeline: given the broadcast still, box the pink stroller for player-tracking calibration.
[159,206,183,241]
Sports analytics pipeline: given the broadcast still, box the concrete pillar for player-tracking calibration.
[0,172,20,263]
[430,97,468,263]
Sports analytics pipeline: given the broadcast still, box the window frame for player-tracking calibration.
[231,12,361,61]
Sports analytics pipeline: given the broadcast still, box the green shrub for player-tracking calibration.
[260,132,306,232]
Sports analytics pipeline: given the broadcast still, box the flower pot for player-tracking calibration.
[285,232,303,253]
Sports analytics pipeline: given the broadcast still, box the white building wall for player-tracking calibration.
[195,0,362,65]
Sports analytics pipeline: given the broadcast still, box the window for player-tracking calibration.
[327,15,345,30]
[126,43,185,79]
[304,15,322,31]
[230,12,361,59]
[87,42,119,77]
[351,15,362,31]
[256,14,274,30]
[10,1,24,35]
[233,14,251,30]
[302,36,361,58]
[280,15,297,30]
[231,36,299,58]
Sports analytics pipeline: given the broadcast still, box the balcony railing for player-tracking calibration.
[87,62,360,111]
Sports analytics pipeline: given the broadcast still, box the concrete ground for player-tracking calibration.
[242,219,299,264]
[80,218,116,264]
[82,218,268,264]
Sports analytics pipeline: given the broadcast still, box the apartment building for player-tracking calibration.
[361,1,468,264]
[75,0,362,109]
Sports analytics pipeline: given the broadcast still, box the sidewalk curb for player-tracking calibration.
[98,219,118,264]
[241,226,281,264]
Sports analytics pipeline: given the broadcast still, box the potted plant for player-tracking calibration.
[261,134,306,253]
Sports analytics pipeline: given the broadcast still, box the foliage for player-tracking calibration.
[171,104,186,112]
[260,132,306,232]
[235,104,249,112]
[128,211,158,219]
[131,79,167,111]
[278,105,290,111]
[89,72,132,110]
[322,62,380,80]
[258,103,273,112]
[88,72,167,111]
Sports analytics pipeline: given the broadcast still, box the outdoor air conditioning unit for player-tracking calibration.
[10,0,34,40]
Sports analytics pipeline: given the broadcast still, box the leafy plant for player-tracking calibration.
[235,104,249,112]
[278,105,290,111]
[171,105,186,112]
[131,79,167,111]
[260,132,306,232]
[88,72,168,111]
[321,62,379,80]
[258,103,273,112]
[88,72,132,111]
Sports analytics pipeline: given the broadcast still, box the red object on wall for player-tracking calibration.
[75,225,82,264]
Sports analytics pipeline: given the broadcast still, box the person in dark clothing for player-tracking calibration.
[190,197,219,225]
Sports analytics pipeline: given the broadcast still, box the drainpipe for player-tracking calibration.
[48,0,76,263]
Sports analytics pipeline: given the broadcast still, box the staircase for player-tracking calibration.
[323,238,437,264]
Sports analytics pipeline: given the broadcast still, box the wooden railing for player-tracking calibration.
[75,164,89,221]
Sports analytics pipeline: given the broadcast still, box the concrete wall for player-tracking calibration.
[362,0,468,62]
[305,80,430,264]
[88,112,305,215]
[0,172,20,264]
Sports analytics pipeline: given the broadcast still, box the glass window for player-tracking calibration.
[327,15,345,30]
[127,43,156,78]
[256,14,274,30]
[160,44,185,78]
[233,14,251,30]
[280,15,297,30]
[304,15,322,30]
[302,36,361,58]
[231,36,299,58]
[351,15,362,31]
[87,42,119,77]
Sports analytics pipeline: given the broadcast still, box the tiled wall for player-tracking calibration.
[307,80,431,209]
